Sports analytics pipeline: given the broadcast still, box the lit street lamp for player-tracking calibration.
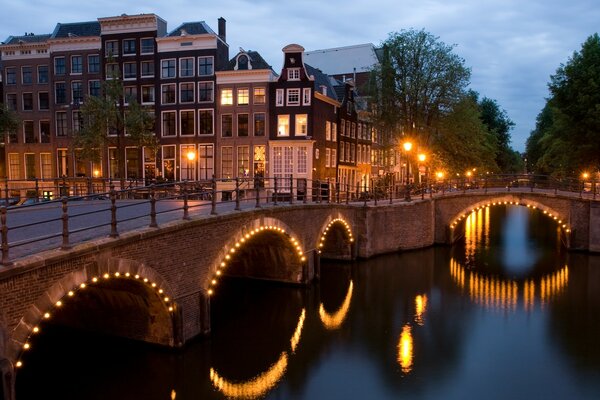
[403,141,412,201]
[186,150,196,180]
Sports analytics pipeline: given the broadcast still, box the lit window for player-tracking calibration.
[237,88,249,105]
[221,147,233,178]
[221,89,233,105]
[325,121,331,141]
[295,114,307,136]
[277,115,289,136]
[254,87,266,104]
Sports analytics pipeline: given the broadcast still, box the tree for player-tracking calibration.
[75,68,157,182]
[525,103,554,173]
[0,104,19,141]
[477,97,518,172]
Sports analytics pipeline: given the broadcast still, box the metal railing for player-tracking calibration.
[0,174,597,266]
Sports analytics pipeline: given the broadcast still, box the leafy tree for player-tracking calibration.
[525,103,554,173]
[75,68,157,181]
[0,104,19,141]
[477,97,517,172]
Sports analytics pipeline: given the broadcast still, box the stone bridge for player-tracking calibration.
[1,188,599,399]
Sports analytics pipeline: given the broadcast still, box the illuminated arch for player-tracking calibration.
[319,280,354,330]
[449,198,570,233]
[9,258,177,369]
[209,308,306,399]
[317,216,354,255]
[207,218,307,296]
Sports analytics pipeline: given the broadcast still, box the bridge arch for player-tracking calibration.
[8,257,180,370]
[317,216,355,260]
[207,217,308,295]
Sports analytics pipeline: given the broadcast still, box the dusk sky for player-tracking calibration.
[2,0,599,151]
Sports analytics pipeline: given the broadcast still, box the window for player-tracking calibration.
[332,122,337,142]
[302,88,311,105]
[161,84,176,104]
[126,147,139,179]
[71,56,83,74]
[346,121,351,138]
[340,119,345,136]
[40,153,52,179]
[180,144,196,180]
[141,85,155,104]
[180,57,194,77]
[57,149,69,177]
[254,87,266,104]
[253,145,265,179]
[346,142,350,162]
[106,63,119,79]
[105,40,118,57]
[55,82,66,104]
[221,114,232,137]
[326,148,331,168]
[254,113,265,136]
[287,89,300,106]
[123,62,137,79]
[238,114,249,136]
[141,60,154,77]
[141,38,154,54]
[237,88,249,105]
[276,89,284,106]
[88,55,100,73]
[6,94,17,111]
[22,93,33,111]
[22,66,33,84]
[238,146,250,176]
[123,86,136,104]
[198,56,213,76]
[221,147,233,178]
[180,110,195,136]
[72,111,81,134]
[89,80,101,97]
[351,122,356,138]
[39,92,49,110]
[325,121,331,141]
[5,67,16,84]
[198,144,214,180]
[72,81,83,104]
[288,68,300,80]
[331,149,337,168]
[198,81,214,102]
[161,146,175,180]
[297,147,308,174]
[340,142,345,162]
[24,121,35,143]
[143,147,156,181]
[351,143,355,162]
[179,83,195,103]
[8,154,20,180]
[220,89,233,105]
[161,59,176,78]
[123,39,136,55]
[162,111,176,137]
[56,112,67,136]
[199,110,214,135]
[54,57,65,75]
[295,114,307,136]
[277,115,289,136]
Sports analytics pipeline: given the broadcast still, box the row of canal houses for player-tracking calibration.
[0,13,391,196]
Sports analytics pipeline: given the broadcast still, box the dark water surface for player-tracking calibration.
[16,205,600,399]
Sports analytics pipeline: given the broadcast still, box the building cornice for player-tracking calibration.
[315,92,340,107]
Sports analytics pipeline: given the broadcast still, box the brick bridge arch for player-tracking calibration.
[317,214,356,260]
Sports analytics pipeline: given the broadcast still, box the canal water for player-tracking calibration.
[16,205,600,399]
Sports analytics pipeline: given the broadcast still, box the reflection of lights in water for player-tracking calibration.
[397,324,413,374]
[171,389,176,400]
[319,280,354,330]
[450,258,568,312]
[290,309,306,352]
[414,295,428,326]
[464,207,491,261]
[209,352,288,399]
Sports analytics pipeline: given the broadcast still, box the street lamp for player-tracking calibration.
[403,141,412,201]
[186,150,196,181]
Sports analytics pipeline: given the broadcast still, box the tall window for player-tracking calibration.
[276,89,284,106]
[24,121,35,143]
[72,111,81,133]
[54,57,65,75]
[221,147,233,178]
[286,89,300,106]
[297,147,307,174]
[180,58,194,77]
[141,85,155,104]
[198,82,214,102]
[179,83,195,103]
[162,145,175,180]
[141,60,154,77]
[22,93,33,111]
[198,56,213,76]
[71,81,83,104]
[8,154,20,180]
[254,113,265,136]
[162,111,176,137]
[22,66,33,84]
[253,87,266,104]
[220,89,233,105]
[71,56,83,74]
[331,149,337,168]
[295,114,307,136]
[180,110,195,136]
[161,84,176,104]
[180,144,196,180]
[325,121,331,141]
[6,94,17,111]
[161,59,176,78]
[238,114,249,137]
[25,154,36,179]
[57,149,69,177]
[105,63,119,79]
[89,80,101,97]
[123,62,137,79]
[237,88,249,105]
[199,110,214,135]
[302,88,311,105]
[105,41,118,57]
[126,147,139,179]
[277,115,289,136]
[5,67,16,84]
[332,122,337,142]
[143,147,156,182]
[40,153,52,179]
[141,38,154,54]
[237,146,250,176]
[253,145,265,179]
[88,55,100,73]
[56,112,67,136]
[124,86,137,104]
[326,148,331,168]
[37,65,49,83]
[40,121,50,143]
[198,144,214,180]
[221,115,232,137]
[123,39,136,55]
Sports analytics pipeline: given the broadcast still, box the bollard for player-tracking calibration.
[274,177,278,205]
[211,176,217,215]
[255,177,261,208]
[290,175,294,205]
[346,184,349,205]
[109,184,118,238]
[390,182,393,204]
[235,177,241,211]
[183,182,190,220]
[326,178,331,203]
[61,198,71,249]
[149,185,158,227]
[336,182,340,204]
[35,178,40,203]
[316,180,321,203]
[1,207,11,266]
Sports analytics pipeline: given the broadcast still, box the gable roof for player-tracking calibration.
[305,63,339,101]
[167,22,215,37]
[305,43,379,76]
[3,34,51,45]
[51,21,101,38]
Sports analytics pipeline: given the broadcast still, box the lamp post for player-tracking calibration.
[186,150,196,181]
[403,141,412,201]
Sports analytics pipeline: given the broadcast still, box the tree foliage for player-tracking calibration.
[0,104,19,141]
[526,33,600,176]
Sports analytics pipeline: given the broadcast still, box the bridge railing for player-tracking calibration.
[0,174,598,266]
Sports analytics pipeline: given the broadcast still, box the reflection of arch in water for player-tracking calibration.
[209,307,306,399]
[449,258,568,311]
[319,280,354,330]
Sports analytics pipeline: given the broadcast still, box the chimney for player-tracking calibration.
[218,17,226,42]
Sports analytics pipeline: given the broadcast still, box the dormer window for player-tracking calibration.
[288,68,300,81]
[237,54,248,70]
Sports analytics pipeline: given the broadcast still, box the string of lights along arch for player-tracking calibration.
[318,218,354,254]
[449,201,571,233]
[209,225,307,296]
[14,271,175,369]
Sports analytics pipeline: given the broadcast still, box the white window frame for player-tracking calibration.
[302,88,311,105]
[161,83,176,105]
[198,109,215,136]
[161,111,177,137]
[276,89,284,106]
[237,88,249,106]
[326,148,331,168]
[220,88,233,105]
[288,68,300,81]
[325,121,331,141]
[253,87,266,104]
[70,55,83,75]
[140,60,154,78]
[286,88,300,106]
[295,114,307,136]
[197,56,214,76]
[122,38,136,56]
[141,85,155,105]
[123,61,137,80]
[161,58,176,79]
[277,115,290,137]
[140,38,154,55]
[179,110,196,137]
[179,82,195,104]
[198,81,214,103]
[179,57,195,78]
[331,149,337,168]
